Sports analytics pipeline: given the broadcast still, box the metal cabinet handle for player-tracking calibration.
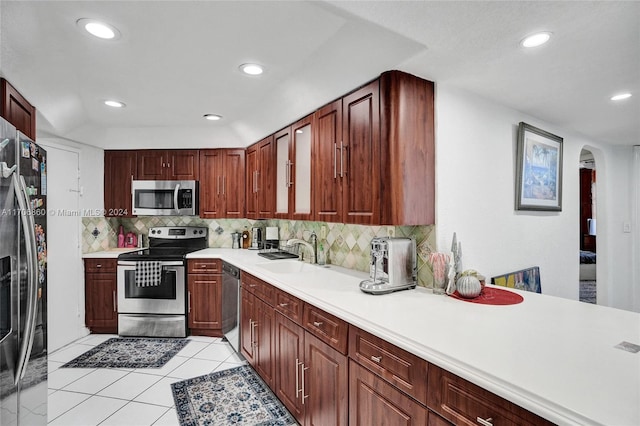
[96,264,102,268]
[371,355,382,363]
[251,320,258,348]
[255,171,260,192]
[188,291,191,313]
[313,321,323,327]
[333,142,338,179]
[217,176,221,195]
[301,363,309,404]
[476,417,494,426]
[222,176,226,195]
[288,161,294,187]
[339,141,344,177]
[113,291,117,312]
[249,284,257,288]
[295,358,302,398]
[279,303,289,307]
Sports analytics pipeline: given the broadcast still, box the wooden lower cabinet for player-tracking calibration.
[349,360,428,425]
[84,259,118,334]
[427,364,554,426]
[240,287,275,387]
[274,312,348,426]
[187,259,222,336]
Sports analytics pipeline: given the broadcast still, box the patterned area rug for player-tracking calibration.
[580,280,596,304]
[62,337,189,369]
[172,365,297,426]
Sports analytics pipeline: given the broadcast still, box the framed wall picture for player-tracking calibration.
[515,122,563,211]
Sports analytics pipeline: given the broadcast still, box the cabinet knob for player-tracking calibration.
[476,417,494,426]
[370,355,382,363]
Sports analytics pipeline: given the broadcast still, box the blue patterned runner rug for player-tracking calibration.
[62,337,189,369]
[172,365,297,426]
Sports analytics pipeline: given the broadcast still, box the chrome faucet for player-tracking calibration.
[286,231,317,264]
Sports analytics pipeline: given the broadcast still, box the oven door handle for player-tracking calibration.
[118,261,184,267]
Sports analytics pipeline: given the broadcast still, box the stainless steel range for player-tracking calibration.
[117,226,207,337]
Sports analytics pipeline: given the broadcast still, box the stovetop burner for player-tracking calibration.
[118,226,208,262]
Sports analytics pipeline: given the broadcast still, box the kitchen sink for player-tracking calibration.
[255,260,315,274]
[257,251,299,260]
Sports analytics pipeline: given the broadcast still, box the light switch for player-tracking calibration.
[623,222,631,233]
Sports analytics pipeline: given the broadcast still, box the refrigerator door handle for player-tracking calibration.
[13,174,39,384]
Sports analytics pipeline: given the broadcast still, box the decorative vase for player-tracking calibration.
[456,273,482,298]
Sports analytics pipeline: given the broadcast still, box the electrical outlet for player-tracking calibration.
[387,226,395,237]
[623,222,631,233]
[320,225,327,239]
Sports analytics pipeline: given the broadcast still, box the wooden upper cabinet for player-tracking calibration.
[199,149,245,219]
[104,150,137,217]
[314,70,435,225]
[379,70,435,225]
[246,135,275,219]
[314,99,343,223]
[274,115,314,220]
[137,149,199,180]
[342,80,381,225]
[1,79,36,140]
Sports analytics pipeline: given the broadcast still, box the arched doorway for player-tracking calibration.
[579,149,597,303]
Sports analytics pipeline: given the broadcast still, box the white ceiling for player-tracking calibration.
[1,1,638,149]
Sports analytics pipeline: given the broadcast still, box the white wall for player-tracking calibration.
[434,84,636,311]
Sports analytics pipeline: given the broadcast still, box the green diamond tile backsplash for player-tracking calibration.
[82,217,436,287]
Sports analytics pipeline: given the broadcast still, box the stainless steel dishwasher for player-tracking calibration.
[221,262,241,354]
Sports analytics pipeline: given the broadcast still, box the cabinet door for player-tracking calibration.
[199,149,224,218]
[187,274,221,335]
[245,145,258,219]
[136,150,166,180]
[342,80,380,224]
[274,126,292,218]
[257,136,275,217]
[1,78,36,139]
[274,312,305,422]
[168,150,199,180]
[254,297,275,387]
[85,273,117,333]
[304,332,348,426]
[240,289,256,363]
[314,99,343,222]
[349,360,427,426]
[104,150,136,217]
[291,116,313,221]
[222,149,246,218]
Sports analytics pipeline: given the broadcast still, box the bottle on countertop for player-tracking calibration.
[242,226,250,249]
[117,225,125,248]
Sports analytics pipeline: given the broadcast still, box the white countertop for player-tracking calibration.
[189,248,640,425]
[82,248,143,258]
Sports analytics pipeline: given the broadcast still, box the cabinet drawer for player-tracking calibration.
[274,289,302,324]
[349,325,428,405]
[427,364,554,426]
[84,258,117,273]
[241,272,275,306]
[303,303,348,354]
[188,258,221,274]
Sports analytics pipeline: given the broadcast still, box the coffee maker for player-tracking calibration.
[359,237,417,294]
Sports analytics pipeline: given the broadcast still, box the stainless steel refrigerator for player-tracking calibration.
[0,117,47,425]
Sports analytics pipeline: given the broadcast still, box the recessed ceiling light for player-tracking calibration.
[239,63,264,76]
[610,93,632,101]
[104,100,126,108]
[203,114,222,121]
[521,32,552,48]
[77,18,121,40]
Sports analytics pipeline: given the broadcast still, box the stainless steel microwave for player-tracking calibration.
[132,180,198,216]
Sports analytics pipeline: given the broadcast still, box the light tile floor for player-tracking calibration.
[47,334,246,425]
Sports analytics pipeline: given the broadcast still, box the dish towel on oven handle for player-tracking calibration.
[135,261,163,287]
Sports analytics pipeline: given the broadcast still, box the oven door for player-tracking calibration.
[117,261,185,315]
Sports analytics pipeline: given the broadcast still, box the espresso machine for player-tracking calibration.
[360,237,417,294]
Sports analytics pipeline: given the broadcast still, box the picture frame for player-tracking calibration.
[515,122,563,211]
